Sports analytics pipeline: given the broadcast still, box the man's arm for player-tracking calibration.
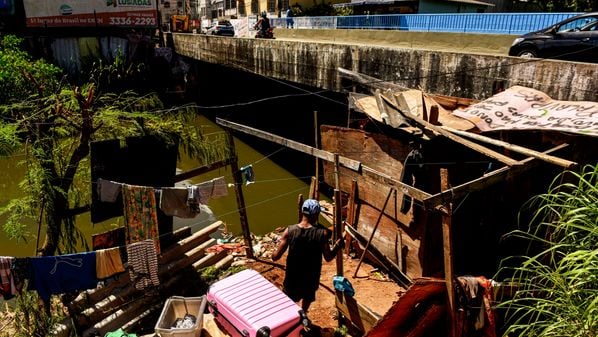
[271,228,289,261]
[322,237,344,262]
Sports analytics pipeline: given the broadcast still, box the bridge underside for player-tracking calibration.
[171,31,598,102]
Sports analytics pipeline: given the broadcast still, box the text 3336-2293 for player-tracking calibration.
[109,17,156,25]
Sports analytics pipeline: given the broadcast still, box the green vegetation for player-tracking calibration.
[497,164,598,337]
[0,35,232,256]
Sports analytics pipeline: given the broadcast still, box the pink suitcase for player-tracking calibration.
[206,269,306,337]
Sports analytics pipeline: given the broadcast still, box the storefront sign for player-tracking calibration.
[24,0,157,28]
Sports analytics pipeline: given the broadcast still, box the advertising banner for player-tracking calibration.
[24,0,157,28]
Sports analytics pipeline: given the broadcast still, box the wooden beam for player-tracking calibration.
[440,169,456,337]
[335,291,381,334]
[174,158,234,182]
[217,117,432,202]
[391,94,520,167]
[216,118,361,171]
[337,67,408,93]
[440,126,577,169]
[423,143,569,209]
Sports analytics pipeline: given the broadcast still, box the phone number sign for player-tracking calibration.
[24,0,158,28]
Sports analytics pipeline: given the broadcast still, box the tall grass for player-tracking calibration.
[497,164,598,337]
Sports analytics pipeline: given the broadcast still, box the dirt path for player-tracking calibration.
[245,246,405,336]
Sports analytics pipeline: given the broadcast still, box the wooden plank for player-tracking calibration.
[175,158,234,182]
[219,119,431,201]
[337,67,408,93]
[440,126,577,169]
[423,143,570,209]
[216,118,361,171]
[335,291,381,334]
[440,169,456,337]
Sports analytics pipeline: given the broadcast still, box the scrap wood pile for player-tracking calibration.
[340,67,597,170]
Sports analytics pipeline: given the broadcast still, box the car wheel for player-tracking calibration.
[518,49,537,58]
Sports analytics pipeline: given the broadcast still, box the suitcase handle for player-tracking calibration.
[208,301,306,337]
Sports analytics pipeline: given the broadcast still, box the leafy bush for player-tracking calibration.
[497,164,598,337]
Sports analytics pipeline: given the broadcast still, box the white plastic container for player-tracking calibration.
[155,296,207,337]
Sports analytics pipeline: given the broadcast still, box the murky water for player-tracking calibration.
[0,115,315,257]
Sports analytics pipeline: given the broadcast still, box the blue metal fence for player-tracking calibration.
[270,12,580,35]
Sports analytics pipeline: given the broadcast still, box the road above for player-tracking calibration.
[273,28,516,56]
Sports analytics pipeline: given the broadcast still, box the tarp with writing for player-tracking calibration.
[452,86,598,137]
[24,0,157,28]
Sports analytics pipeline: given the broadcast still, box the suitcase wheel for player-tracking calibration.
[257,326,271,337]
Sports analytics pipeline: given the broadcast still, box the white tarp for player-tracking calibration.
[24,0,157,28]
[452,86,598,137]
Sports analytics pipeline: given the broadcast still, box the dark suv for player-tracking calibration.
[508,12,598,63]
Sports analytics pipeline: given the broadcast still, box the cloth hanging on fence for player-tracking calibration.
[29,252,98,302]
[0,256,16,299]
[92,227,126,251]
[126,239,160,291]
[160,187,201,218]
[122,184,161,254]
[96,247,125,279]
[240,165,255,185]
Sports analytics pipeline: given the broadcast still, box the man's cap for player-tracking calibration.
[301,199,322,216]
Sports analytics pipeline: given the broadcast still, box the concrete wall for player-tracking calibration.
[171,31,598,102]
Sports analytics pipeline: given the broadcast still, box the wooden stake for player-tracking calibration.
[440,168,456,337]
[227,132,253,259]
[314,110,320,198]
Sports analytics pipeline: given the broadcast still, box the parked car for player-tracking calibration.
[205,20,235,37]
[508,12,598,63]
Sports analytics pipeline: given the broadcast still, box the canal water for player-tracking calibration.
[0,60,349,258]
[0,114,320,257]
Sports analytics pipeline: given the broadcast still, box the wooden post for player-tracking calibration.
[345,180,358,254]
[333,154,343,275]
[314,110,320,198]
[440,168,456,337]
[335,189,344,276]
[227,132,254,259]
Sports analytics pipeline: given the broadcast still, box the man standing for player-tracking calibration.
[272,199,344,313]
[286,7,294,29]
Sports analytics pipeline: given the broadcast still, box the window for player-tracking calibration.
[267,0,275,12]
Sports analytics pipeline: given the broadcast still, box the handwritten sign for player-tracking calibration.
[452,86,598,137]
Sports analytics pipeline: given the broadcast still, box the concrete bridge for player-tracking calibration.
[171,28,598,101]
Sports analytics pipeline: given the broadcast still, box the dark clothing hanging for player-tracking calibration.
[29,252,97,302]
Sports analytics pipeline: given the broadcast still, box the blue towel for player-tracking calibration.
[29,252,98,302]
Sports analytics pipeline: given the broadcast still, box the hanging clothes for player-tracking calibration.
[189,176,228,205]
[96,247,125,279]
[126,239,160,291]
[0,256,15,299]
[29,252,98,303]
[97,178,122,203]
[240,165,255,185]
[122,183,161,254]
[92,226,126,251]
[160,187,201,218]
[10,257,30,294]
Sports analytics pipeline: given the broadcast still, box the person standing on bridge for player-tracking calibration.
[271,198,344,314]
[286,7,294,29]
